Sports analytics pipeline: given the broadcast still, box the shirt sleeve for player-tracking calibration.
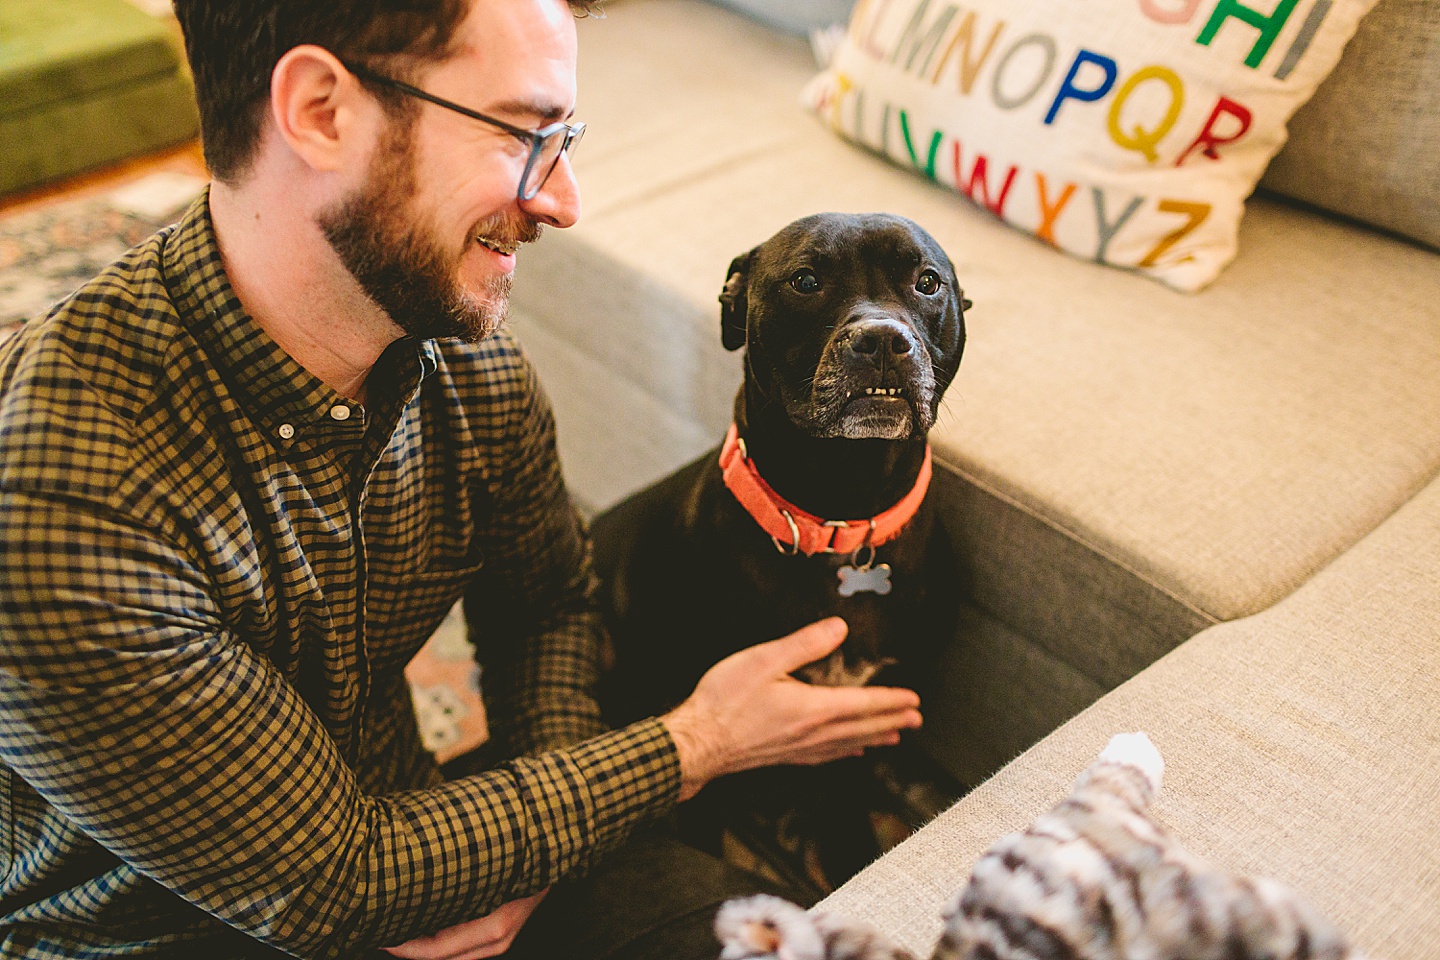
[463,351,622,760]
[0,481,680,959]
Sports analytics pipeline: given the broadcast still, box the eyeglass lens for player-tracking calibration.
[522,125,585,200]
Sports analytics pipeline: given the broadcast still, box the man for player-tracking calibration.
[0,0,924,958]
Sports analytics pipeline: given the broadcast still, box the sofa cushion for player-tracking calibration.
[1260,0,1440,250]
[705,0,857,36]
[0,0,178,113]
[0,0,199,193]
[819,472,1440,960]
[801,0,1380,291]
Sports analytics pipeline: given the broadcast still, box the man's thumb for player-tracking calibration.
[766,617,848,672]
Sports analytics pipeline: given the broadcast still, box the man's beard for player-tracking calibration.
[317,123,541,343]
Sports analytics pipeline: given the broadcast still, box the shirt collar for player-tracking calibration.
[161,190,436,450]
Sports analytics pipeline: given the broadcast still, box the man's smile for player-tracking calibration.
[475,235,519,255]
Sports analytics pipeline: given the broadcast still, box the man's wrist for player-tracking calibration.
[659,703,723,802]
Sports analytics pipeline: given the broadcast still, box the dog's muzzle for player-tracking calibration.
[813,314,934,439]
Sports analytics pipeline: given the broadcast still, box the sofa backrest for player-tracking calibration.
[1260,0,1440,250]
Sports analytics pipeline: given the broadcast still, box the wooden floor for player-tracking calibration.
[0,140,208,216]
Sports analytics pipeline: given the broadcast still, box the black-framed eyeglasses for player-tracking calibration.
[342,60,585,202]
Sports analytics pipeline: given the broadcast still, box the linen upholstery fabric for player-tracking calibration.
[0,196,681,958]
[512,0,1440,785]
[820,473,1440,960]
[1260,0,1440,249]
[706,0,858,36]
[0,0,199,193]
[803,0,1379,290]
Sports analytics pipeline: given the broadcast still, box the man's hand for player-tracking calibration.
[661,617,922,801]
[382,889,549,960]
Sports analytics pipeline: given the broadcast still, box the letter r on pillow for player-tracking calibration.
[1175,96,1254,166]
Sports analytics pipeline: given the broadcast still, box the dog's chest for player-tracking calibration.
[695,486,938,665]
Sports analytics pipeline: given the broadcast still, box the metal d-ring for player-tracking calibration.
[848,519,878,571]
[771,508,801,556]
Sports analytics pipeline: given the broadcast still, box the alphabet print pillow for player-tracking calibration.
[804,0,1380,291]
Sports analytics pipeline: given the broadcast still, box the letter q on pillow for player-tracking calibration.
[804,0,1379,291]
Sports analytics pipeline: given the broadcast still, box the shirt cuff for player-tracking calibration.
[570,717,682,843]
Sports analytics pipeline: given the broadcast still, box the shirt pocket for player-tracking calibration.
[366,554,485,676]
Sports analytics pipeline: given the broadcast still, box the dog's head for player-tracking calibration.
[719,213,969,441]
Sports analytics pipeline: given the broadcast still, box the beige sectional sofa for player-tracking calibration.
[506,0,1440,955]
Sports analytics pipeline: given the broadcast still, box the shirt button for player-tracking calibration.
[278,423,295,440]
[330,404,352,421]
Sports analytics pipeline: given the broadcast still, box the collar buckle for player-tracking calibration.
[771,509,802,556]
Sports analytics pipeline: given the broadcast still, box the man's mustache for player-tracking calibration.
[475,216,544,248]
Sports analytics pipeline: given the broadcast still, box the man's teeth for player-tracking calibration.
[864,388,903,396]
[477,237,518,255]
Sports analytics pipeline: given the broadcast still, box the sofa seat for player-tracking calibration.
[513,0,1440,785]
[819,470,1440,960]
[0,0,199,194]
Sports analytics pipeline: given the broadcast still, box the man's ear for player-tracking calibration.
[269,44,372,174]
[719,248,756,352]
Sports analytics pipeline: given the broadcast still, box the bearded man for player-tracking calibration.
[0,0,925,958]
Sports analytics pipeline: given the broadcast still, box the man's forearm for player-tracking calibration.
[477,605,610,757]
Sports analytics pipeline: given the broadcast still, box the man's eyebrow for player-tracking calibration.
[487,98,575,124]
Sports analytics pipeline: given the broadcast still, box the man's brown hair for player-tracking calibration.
[172,0,599,182]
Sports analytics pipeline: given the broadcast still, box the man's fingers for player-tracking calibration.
[802,729,907,765]
[453,942,514,960]
[383,889,549,959]
[798,682,921,722]
[825,707,922,743]
[778,706,922,766]
[383,922,503,959]
[384,927,506,960]
[758,617,848,673]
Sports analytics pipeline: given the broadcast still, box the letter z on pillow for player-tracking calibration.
[805,0,1379,291]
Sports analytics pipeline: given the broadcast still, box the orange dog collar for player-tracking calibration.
[718,423,932,557]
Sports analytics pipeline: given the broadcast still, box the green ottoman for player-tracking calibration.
[0,0,200,194]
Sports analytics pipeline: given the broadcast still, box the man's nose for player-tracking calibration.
[521,154,581,228]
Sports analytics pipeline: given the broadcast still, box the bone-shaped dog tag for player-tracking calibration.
[837,563,892,596]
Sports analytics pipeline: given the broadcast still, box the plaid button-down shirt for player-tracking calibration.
[0,195,681,959]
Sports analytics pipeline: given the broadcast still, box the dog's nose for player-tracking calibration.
[847,318,916,360]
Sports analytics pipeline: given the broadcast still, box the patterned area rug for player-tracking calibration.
[0,172,205,328]
[0,173,489,762]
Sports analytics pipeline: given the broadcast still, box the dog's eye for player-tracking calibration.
[790,270,821,294]
[916,270,943,295]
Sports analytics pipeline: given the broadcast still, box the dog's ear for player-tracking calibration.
[719,248,756,352]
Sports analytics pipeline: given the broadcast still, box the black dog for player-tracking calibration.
[592,212,969,890]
